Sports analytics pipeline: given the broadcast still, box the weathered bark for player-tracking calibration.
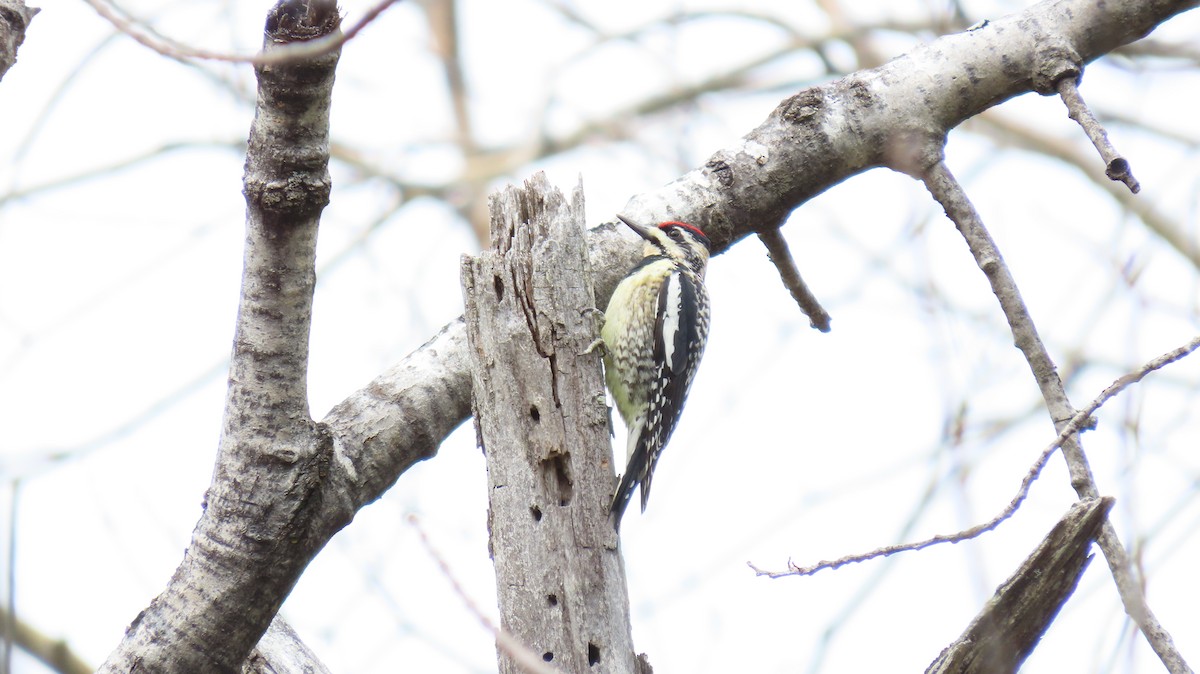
[622,0,1199,249]
[0,0,36,82]
[341,1,1199,492]
[100,1,342,671]
[462,173,641,673]
[927,497,1114,674]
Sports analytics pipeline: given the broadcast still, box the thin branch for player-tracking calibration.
[1096,107,1200,149]
[0,141,244,207]
[3,480,14,674]
[0,607,92,674]
[972,110,1200,271]
[1116,38,1200,66]
[921,162,1073,442]
[748,332,1200,578]
[921,160,1191,674]
[1056,77,1140,193]
[408,515,563,674]
[538,14,958,158]
[757,228,832,331]
[81,0,401,65]
[424,0,473,152]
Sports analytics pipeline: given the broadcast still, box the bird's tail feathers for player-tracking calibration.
[609,470,638,531]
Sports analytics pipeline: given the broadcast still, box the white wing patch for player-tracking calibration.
[661,273,683,372]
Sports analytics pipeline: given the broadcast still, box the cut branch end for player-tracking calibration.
[1056,77,1140,193]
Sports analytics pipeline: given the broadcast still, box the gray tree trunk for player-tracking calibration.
[98,3,343,671]
[462,174,642,674]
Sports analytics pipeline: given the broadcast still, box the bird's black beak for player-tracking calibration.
[616,214,657,242]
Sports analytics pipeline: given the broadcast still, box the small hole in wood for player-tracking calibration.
[530,405,540,422]
[547,594,558,607]
[530,505,542,521]
[494,275,504,301]
[539,454,574,507]
[588,643,601,666]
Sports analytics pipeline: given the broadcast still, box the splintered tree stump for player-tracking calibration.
[462,173,644,674]
[927,497,1114,674]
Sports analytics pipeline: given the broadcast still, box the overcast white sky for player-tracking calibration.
[2,1,1200,672]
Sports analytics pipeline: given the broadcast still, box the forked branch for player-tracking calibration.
[921,160,1190,674]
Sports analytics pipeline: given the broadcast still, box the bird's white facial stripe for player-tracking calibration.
[662,274,682,367]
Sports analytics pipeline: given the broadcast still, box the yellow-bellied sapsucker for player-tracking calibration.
[602,214,711,530]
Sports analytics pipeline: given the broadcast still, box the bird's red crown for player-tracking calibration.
[659,221,711,249]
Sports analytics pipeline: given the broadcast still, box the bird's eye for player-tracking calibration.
[668,228,682,240]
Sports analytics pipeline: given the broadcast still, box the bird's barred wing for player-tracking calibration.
[635,270,705,510]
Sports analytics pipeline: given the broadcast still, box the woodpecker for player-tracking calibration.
[602,214,712,530]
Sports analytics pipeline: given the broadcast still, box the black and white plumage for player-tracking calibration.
[601,214,711,530]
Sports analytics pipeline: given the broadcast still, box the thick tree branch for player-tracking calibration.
[358,2,1197,488]
[621,0,1196,247]
[100,2,342,671]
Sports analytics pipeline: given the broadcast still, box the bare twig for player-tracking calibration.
[0,605,92,674]
[3,480,14,674]
[748,332,1200,578]
[1056,77,1140,193]
[973,111,1200,271]
[1116,38,1200,66]
[0,141,243,207]
[81,0,401,65]
[757,228,832,332]
[408,515,563,674]
[425,0,472,151]
[921,160,1191,674]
